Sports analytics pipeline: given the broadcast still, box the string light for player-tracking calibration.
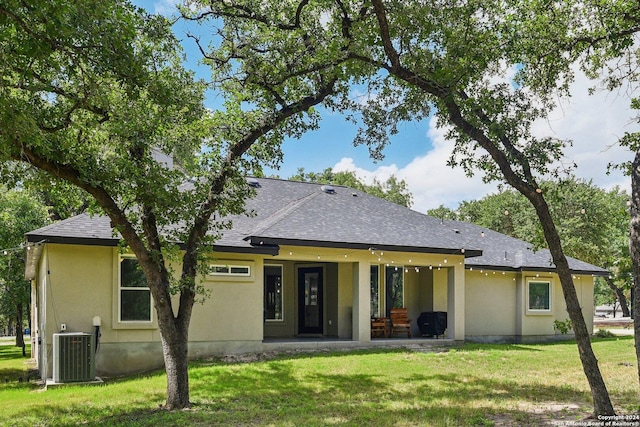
[1,241,45,255]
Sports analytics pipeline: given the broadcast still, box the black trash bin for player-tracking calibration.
[417,311,447,338]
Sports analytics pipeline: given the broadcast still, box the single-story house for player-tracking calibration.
[24,177,606,379]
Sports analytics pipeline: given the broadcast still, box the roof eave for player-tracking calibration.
[25,234,280,256]
[466,264,610,276]
[248,236,482,257]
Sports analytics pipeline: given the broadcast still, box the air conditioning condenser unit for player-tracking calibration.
[52,332,95,383]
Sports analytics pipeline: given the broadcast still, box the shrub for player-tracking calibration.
[553,319,573,334]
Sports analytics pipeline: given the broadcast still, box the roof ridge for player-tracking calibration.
[247,190,320,237]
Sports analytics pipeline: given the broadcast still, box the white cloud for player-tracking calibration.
[535,70,635,191]
[152,0,180,16]
[333,67,637,214]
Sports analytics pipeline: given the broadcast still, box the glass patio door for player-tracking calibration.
[297,267,323,334]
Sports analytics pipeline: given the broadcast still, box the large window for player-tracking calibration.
[264,265,283,321]
[528,280,551,312]
[120,257,152,322]
[385,265,404,317]
[370,265,380,318]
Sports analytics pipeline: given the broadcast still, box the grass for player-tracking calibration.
[0,338,638,426]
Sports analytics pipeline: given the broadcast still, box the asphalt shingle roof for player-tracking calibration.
[25,177,608,274]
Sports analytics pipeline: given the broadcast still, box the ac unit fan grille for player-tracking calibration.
[53,333,95,383]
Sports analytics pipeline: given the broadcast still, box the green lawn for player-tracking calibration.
[0,338,638,426]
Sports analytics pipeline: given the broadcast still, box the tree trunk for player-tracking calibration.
[15,303,26,357]
[604,277,631,318]
[531,196,616,416]
[160,323,191,410]
[146,272,195,410]
[629,148,640,387]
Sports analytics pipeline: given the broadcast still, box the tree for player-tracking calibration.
[195,0,617,415]
[0,187,49,356]
[0,0,339,409]
[450,178,632,316]
[289,167,413,207]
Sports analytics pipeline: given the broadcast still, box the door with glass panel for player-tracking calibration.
[297,267,323,334]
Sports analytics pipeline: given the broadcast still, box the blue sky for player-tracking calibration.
[135,0,636,213]
[150,0,431,179]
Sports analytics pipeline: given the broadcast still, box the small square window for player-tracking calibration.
[528,280,551,312]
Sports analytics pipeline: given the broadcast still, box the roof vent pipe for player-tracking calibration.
[246,177,261,188]
[321,185,336,194]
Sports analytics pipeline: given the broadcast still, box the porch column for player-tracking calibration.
[447,263,465,340]
[352,261,371,342]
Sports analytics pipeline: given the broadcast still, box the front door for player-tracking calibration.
[298,267,323,334]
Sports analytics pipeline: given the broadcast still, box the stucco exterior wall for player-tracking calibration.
[465,270,596,343]
[37,244,118,377]
[465,270,517,339]
[37,244,269,376]
[189,255,264,342]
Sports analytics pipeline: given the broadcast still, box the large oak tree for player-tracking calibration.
[192,0,622,415]
[0,0,340,409]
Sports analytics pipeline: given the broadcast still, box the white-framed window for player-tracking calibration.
[264,265,283,321]
[119,256,152,322]
[209,264,251,277]
[527,279,552,313]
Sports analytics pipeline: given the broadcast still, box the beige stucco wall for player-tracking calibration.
[36,244,268,376]
[465,270,518,339]
[465,270,595,342]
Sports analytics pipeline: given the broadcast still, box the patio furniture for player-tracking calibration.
[417,311,447,338]
[371,317,388,338]
[390,308,412,338]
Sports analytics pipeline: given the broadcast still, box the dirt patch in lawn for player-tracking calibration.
[490,402,588,426]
